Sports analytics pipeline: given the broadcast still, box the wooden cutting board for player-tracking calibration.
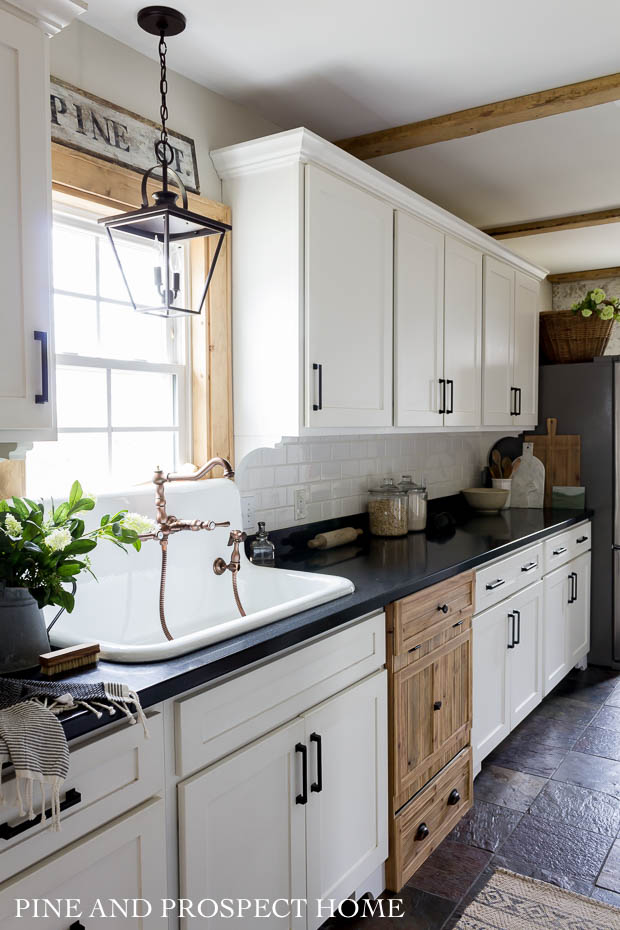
[524,418,581,508]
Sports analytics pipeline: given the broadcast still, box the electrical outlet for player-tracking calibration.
[294,487,309,521]
[241,495,256,531]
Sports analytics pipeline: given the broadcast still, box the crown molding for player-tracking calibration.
[212,128,548,281]
[0,0,86,35]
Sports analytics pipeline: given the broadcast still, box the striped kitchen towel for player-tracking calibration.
[0,678,148,831]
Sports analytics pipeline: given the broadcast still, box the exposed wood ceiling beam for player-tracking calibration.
[336,72,620,160]
[547,267,620,283]
[483,207,620,240]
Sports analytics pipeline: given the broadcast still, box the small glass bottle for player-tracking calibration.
[250,522,276,565]
[398,475,428,532]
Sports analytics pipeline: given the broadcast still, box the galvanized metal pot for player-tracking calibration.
[0,586,49,674]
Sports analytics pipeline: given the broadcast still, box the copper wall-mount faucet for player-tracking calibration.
[139,457,246,641]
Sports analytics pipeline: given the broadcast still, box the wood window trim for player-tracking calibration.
[50,142,234,470]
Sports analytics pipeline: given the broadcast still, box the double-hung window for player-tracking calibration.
[27,200,190,496]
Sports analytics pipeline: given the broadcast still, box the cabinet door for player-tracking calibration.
[305,671,387,928]
[508,582,543,728]
[179,718,307,930]
[543,566,570,695]
[472,602,510,770]
[394,212,444,427]
[482,256,514,426]
[444,237,482,426]
[0,11,55,442]
[393,628,471,805]
[0,799,168,929]
[513,272,539,427]
[305,165,393,428]
[568,551,591,666]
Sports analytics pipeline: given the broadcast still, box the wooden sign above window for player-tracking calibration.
[49,77,200,194]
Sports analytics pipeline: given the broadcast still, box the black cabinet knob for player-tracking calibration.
[433,700,442,711]
[415,822,430,841]
[438,603,449,614]
[447,789,461,806]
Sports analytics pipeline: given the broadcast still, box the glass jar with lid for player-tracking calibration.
[368,478,408,537]
[398,475,428,532]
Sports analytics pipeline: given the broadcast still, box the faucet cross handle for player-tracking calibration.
[227,529,247,547]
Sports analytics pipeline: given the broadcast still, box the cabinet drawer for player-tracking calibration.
[0,712,163,883]
[387,748,472,891]
[388,571,473,657]
[475,543,542,613]
[175,612,385,777]
[544,522,591,572]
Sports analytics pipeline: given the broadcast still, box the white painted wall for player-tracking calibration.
[49,21,281,202]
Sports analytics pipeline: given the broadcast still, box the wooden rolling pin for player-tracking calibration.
[307,527,363,549]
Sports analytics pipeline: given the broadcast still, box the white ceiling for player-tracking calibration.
[82,0,620,274]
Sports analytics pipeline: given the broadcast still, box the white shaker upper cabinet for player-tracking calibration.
[394,212,444,428]
[0,9,55,452]
[513,271,540,427]
[443,237,482,427]
[305,165,393,429]
[482,256,515,427]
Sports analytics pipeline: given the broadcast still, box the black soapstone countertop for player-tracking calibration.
[58,503,590,740]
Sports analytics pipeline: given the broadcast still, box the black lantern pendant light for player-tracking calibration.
[99,6,231,318]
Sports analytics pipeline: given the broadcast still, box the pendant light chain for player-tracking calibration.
[158,31,173,174]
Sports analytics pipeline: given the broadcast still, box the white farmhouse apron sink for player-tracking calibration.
[47,479,354,662]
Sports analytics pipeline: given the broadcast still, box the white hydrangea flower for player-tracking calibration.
[4,515,22,537]
[122,513,157,535]
[44,527,73,552]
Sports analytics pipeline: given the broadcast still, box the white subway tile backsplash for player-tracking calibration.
[237,431,511,532]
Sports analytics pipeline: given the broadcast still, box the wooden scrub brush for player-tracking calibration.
[39,642,100,676]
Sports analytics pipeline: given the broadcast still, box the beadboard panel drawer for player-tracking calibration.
[475,543,542,613]
[0,711,163,883]
[544,521,591,572]
[387,571,473,658]
[387,747,472,891]
[175,612,386,777]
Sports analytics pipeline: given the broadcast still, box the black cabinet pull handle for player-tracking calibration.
[438,603,449,614]
[446,378,454,414]
[312,363,323,411]
[452,619,464,628]
[447,789,460,806]
[34,330,49,404]
[510,386,517,417]
[438,378,446,414]
[408,643,421,653]
[486,578,505,591]
[576,536,588,544]
[573,571,578,603]
[433,700,442,711]
[295,743,308,805]
[507,613,515,649]
[310,732,322,793]
[516,387,522,416]
[415,822,430,841]
[513,609,521,645]
[568,572,576,604]
[521,561,537,573]
[553,546,568,556]
[0,788,81,840]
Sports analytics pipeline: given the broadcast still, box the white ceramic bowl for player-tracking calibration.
[462,487,509,513]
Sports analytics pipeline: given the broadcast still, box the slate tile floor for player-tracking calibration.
[325,666,620,929]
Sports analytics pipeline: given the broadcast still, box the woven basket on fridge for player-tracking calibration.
[540,309,614,363]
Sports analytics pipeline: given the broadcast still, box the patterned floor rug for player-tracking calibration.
[453,869,620,930]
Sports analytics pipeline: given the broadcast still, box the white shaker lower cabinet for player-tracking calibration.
[567,551,591,667]
[305,165,393,429]
[0,798,168,930]
[472,581,543,769]
[543,550,591,695]
[178,670,387,930]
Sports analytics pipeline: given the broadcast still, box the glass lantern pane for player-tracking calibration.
[100,233,163,307]
[111,370,176,427]
[56,366,108,428]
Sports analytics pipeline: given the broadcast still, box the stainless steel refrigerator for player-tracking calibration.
[538,356,616,667]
